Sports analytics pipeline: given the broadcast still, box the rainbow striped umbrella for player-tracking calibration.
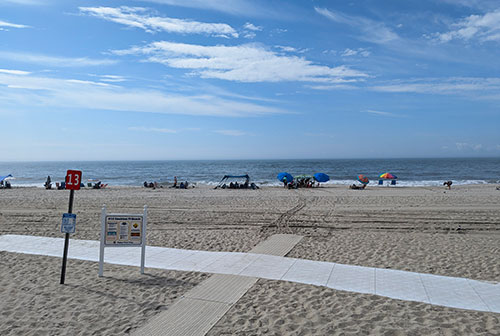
[357,174,369,184]
[380,172,397,179]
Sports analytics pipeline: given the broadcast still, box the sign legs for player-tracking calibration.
[98,205,106,277]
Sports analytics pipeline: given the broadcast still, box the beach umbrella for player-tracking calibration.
[357,174,369,185]
[277,172,293,182]
[313,173,330,183]
[380,172,397,179]
[295,174,313,180]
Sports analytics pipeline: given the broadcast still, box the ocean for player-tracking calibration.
[0,158,499,187]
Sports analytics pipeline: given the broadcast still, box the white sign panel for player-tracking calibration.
[105,215,143,246]
[99,205,148,277]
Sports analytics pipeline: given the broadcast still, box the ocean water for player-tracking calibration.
[0,158,499,187]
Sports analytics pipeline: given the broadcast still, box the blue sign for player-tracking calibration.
[61,213,76,233]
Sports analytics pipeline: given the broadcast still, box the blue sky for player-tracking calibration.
[1,0,499,160]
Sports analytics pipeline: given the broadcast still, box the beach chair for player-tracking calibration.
[87,182,92,188]
[391,180,396,185]
[378,180,383,185]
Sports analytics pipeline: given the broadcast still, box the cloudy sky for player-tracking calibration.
[1,0,499,160]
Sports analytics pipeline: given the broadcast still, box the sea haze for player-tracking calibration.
[1,158,499,187]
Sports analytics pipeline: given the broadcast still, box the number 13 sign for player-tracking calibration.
[65,170,82,190]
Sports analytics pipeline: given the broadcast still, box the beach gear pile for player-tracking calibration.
[214,174,259,190]
[278,172,330,189]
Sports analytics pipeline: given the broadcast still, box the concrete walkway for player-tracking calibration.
[132,234,302,336]
[0,234,499,314]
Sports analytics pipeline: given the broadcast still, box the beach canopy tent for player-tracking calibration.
[215,174,250,189]
[0,174,13,183]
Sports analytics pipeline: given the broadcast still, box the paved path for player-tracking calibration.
[132,234,302,336]
[0,234,499,314]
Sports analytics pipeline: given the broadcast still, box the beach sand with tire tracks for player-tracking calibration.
[0,184,499,335]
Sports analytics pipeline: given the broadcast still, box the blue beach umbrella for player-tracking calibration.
[313,173,330,183]
[277,172,293,182]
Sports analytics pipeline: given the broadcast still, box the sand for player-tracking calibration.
[0,184,499,334]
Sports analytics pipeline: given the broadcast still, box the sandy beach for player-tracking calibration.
[1,184,499,335]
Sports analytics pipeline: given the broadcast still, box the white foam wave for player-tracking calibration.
[9,179,495,188]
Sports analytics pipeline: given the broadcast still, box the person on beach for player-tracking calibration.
[283,176,287,188]
[44,176,52,189]
[443,181,452,190]
[173,176,177,187]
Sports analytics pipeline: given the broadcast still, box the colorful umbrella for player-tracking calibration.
[380,173,397,179]
[314,173,330,183]
[357,174,369,184]
[277,172,293,182]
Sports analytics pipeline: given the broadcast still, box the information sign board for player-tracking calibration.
[105,215,143,246]
[99,205,148,277]
[65,170,82,191]
[61,213,76,233]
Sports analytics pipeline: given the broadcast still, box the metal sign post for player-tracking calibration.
[60,169,82,285]
[99,205,148,277]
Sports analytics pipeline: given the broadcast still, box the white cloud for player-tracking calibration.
[213,130,247,136]
[0,72,285,117]
[341,48,371,57]
[362,109,404,118]
[275,45,297,52]
[243,31,256,39]
[129,126,177,133]
[432,9,500,43]
[456,142,483,151]
[80,6,238,38]
[99,75,127,83]
[137,0,267,17]
[305,84,357,90]
[243,22,262,31]
[0,20,30,29]
[0,51,116,67]
[113,41,368,83]
[315,7,399,44]
[0,68,30,75]
[372,77,500,96]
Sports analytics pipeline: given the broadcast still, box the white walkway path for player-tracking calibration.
[0,234,499,314]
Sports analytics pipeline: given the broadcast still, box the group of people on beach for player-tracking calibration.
[221,181,258,189]
[0,180,11,189]
[143,176,192,189]
[282,176,316,189]
[43,176,106,190]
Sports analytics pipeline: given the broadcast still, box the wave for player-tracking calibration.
[8,179,497,188]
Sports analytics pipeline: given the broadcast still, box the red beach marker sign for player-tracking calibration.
[60,169,82,284]
[65,170,82,190]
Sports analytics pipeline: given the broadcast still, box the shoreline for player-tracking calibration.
[5,181,500,189]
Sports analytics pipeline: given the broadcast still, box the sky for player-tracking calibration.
[0,0,499,161]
